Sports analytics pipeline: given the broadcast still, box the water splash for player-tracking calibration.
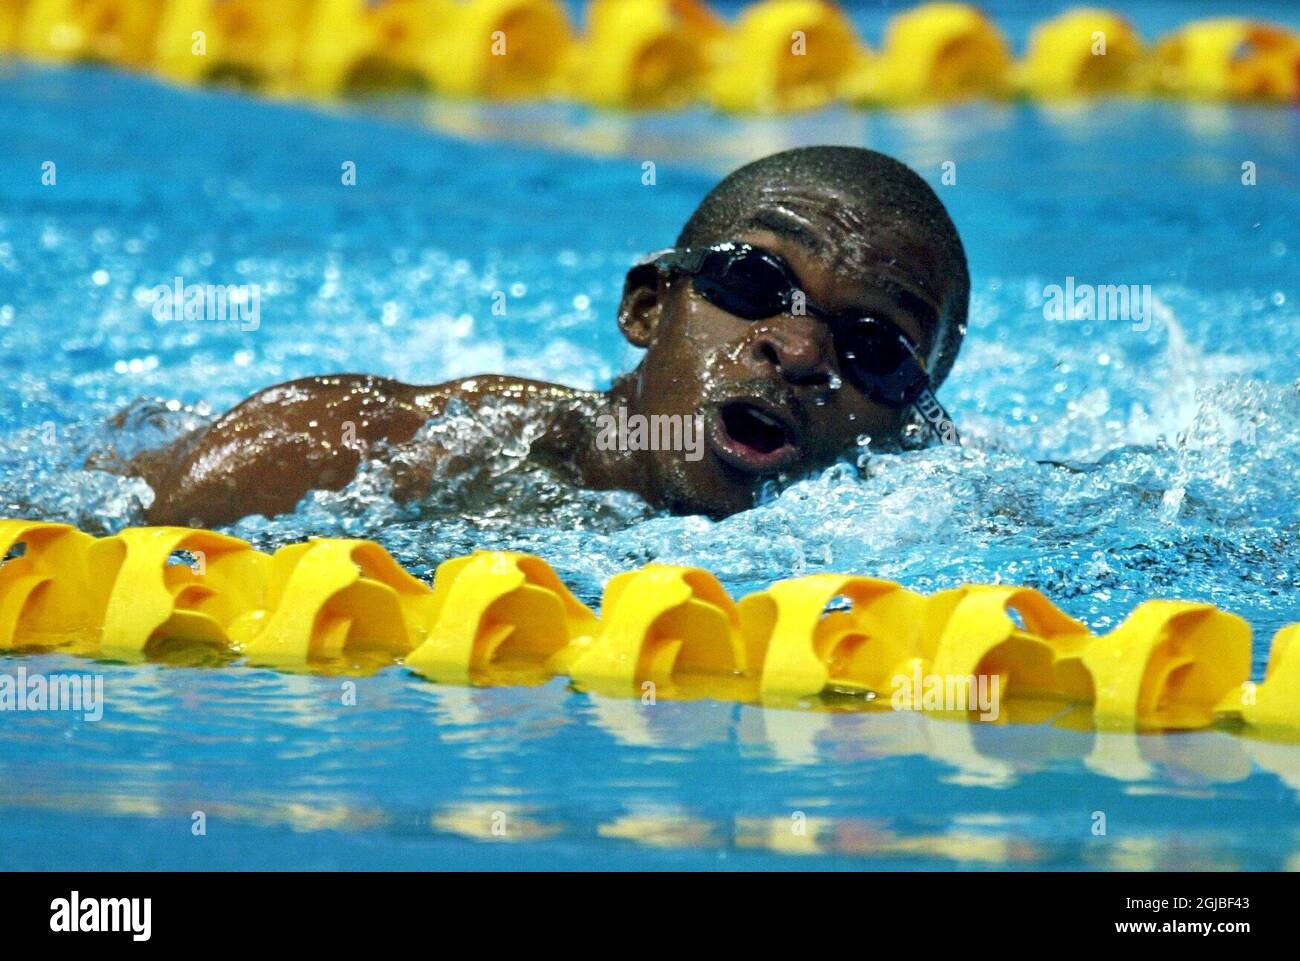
[1,69,1296,655]
[2,60,1300,872]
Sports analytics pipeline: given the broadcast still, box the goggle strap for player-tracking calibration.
[912,385,961,447]
[638,248,677,269]
[652,247,711,276]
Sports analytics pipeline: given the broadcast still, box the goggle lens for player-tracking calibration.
[688,248,928,406]
[657,244,957,442]
[837,319,928,407]
[692,249,791,320]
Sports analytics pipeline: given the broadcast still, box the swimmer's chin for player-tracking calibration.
[641,460,770,519]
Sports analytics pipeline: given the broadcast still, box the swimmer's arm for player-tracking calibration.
[133,374,440,527]
[127,373,578,527]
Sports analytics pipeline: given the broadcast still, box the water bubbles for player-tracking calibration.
[855,433,872,471]
[113,356,159,375]
[296,394,654,543]
[0,90,1295,674]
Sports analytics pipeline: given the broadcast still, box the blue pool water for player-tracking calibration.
[2,9,1299,868]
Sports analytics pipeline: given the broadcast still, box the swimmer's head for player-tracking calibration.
[613,145,970,516]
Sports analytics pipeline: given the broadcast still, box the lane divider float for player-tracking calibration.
[3,2,1297,110]
[1020,7,1147,98]
[846,2,1012,105]
[1,519,1297,736]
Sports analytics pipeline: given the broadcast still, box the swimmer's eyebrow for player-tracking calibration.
[739,207,940,334]
[739,208,830,255]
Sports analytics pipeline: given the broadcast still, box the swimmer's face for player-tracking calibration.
[617,204,956,516]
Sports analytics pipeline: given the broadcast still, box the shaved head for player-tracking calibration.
[678,146,969,386]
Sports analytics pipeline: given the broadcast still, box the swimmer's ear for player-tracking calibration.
[617,264,667,348]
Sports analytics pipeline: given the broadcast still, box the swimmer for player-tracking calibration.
[117,146,969,527]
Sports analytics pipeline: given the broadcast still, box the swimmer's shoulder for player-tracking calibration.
[237,371,599,421]
[430,374,600,409]
[230,373,430,418]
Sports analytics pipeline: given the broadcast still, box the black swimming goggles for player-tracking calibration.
[650,243,960,446]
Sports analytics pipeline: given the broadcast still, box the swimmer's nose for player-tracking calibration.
[750,318,833,386]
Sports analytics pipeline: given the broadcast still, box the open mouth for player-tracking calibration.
[707,399,801,474]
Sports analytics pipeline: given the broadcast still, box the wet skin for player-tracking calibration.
[131,374,597,526]
[605,223,944,516]
[126,207,957,526]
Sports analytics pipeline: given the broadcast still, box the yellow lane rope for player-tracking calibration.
[1,518,1296,734]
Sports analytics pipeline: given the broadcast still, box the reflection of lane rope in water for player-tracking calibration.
[3,2,1298,110]
[1,518,1298,736]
